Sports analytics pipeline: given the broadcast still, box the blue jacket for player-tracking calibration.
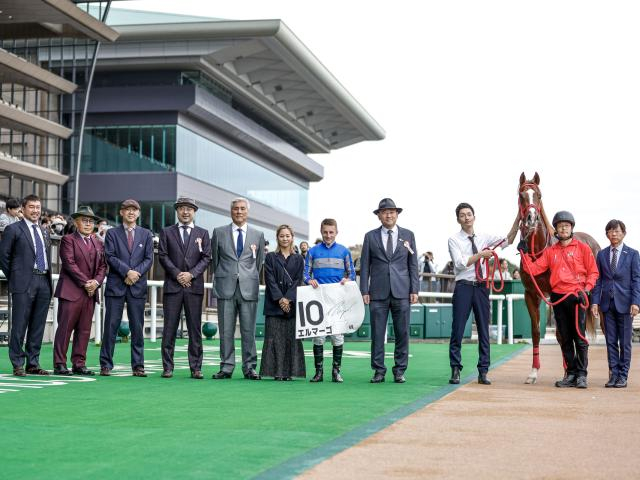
[304,242,355,285]
[592,244,640,313]
[104,225,154,298]
[359,226,419,300]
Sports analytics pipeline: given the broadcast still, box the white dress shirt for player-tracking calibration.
[178,222,194,243]
[23,218,49,270]
[448,230,507,281]
[232,223,248,249]
[379,225,398,253]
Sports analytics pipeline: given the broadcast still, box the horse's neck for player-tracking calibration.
[538,201,553,247]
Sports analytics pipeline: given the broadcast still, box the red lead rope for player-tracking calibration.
[475,247,505,293]
[520,249,590,344]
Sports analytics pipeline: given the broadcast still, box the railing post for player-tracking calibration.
[507,295,514,344]
[94,293,101,345]
[496,298,503,345]
[150,286,157,343]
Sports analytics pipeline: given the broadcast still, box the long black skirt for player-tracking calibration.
[259,315,306,379]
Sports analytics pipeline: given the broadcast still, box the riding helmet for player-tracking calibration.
[552,210,575,228]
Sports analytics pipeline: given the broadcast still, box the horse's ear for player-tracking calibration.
[533,172,540,185]
[519,172,525,185]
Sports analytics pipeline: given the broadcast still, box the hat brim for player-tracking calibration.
[174,202,199,211]
[71,212,102,222]
[373,207,403,215]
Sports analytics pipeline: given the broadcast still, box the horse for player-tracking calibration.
[516,172,601,384]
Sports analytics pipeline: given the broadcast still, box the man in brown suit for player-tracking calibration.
[53,206,106,375]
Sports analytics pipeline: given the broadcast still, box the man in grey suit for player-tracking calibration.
[360,198,419,384]
[211,197,266,380]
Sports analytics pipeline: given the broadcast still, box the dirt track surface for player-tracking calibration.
[300,345,640,479]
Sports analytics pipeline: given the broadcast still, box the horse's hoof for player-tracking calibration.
[524,376,537,385]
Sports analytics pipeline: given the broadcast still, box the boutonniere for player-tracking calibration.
[250,244,257,259]
[398,238,415,255]
[195,237,203,253]
[138,243,143,248]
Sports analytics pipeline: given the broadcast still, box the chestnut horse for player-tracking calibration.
[517,172,600,384]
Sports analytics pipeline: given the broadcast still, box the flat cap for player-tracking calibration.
[174,197,198,211]
[120,199,141,210]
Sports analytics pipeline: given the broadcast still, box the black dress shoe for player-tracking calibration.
[614,377,628,388]
[132,368,147,377]
[72,366,95,376]
[100,367,112,376]
[191,370,203,379]
[244,369,261,380]
[605,374,618,388]
[53,364,72,376]
[449,366,461,384]
[212,371,232,379]
[370,372,385,383]
[26,366,50,375]
[13,367,26,377]
[478,373,492,385]
[394,375,406,384]
[555,374,576,388]
[575,376,588,389]
[161,370,173,378]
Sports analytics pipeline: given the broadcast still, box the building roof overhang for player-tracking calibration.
[0,47,77,94]
[109,20,384,154]
[0,150,69,185]
[0,100,73,138]
[0,0,119,42]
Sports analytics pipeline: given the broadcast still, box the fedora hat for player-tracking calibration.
[373,198,403,215]
[174,197,198,211]
[70,205,101,222]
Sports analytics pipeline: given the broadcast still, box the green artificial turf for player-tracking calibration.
[0,340,525,479]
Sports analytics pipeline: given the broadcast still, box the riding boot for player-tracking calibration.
[310,345,323,382]
[332,345,344,383]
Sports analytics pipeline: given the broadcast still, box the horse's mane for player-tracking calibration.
[538,200,555,237]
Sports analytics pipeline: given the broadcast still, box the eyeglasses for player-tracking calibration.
[79,218,95,225]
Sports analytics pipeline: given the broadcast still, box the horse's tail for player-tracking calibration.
[585,307,597,339]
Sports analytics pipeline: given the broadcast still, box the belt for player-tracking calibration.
[33,269,48,275]
[457,279,486,287]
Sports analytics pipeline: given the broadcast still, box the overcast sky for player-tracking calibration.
[126,0,640,268]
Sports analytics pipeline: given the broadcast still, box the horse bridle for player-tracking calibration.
[518,182,542,239]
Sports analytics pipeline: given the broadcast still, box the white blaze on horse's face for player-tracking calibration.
[523,187,539,229]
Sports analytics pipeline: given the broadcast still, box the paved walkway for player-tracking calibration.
[300,344,640,479]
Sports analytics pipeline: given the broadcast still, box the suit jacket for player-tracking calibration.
[359,226,419,301]
[592,244,640,313]
[158,224,212,295]
[54,233,107,303]
[0,219,53,293]
[263,252,304,317]
[104,225,154,298]
[211,223,265,301]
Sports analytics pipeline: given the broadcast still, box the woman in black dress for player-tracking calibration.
[259,225,306,380]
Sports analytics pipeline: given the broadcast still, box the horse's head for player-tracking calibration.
[518,172,542,232]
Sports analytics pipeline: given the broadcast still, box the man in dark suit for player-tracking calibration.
[360,198,419,384]
[0,194,53,376]
[99,199,154,377]
[158,197,211,379]
[211,197,266,380]
[53,206,106,375]
[592,219,640,388]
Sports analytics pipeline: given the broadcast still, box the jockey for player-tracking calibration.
[522,210,599,389]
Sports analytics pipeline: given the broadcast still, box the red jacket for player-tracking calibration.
[524,238,599,294]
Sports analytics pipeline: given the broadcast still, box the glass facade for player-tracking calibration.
[83,124,309,219]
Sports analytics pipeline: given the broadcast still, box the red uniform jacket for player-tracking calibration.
[524,238,599,294]
[54,233,107,302]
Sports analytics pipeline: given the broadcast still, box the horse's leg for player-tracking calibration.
[524,290,541,384]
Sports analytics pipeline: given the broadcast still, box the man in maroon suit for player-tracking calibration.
[53,206,106,375]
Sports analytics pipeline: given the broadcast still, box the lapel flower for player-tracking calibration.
[195,237,203,253]
[398,238,415,255]
[250,244,257,259]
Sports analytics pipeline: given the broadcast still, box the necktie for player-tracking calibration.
[611,247,618,274]
[468,235,478,255]
[83,236,90,248]
[237,228,244,257]
[127,228,134,252]
[386,229,393,257]
[32,225,46,271]
[181,225,190,245]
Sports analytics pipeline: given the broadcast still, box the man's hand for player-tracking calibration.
[126,269,141,285]
[631,304,639,316]
[478,250,494,259]
[84,279,99,296]
[309,279,319,289]
[590,304,599,317]
[410,293,418,304]
[177,271,193,287]
[362,294,370,305]
[339,278,349,285]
